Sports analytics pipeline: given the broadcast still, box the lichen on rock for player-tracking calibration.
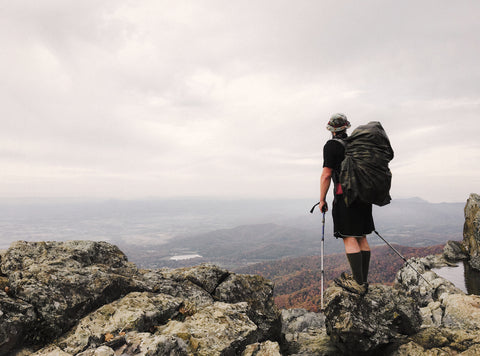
[464,193,480,270]
[0,240,282,356]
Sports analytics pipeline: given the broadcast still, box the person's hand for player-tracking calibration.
[319,201,328,213]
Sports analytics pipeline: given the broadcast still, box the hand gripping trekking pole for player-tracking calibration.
[310,202,326,311]
[373,230,432,287]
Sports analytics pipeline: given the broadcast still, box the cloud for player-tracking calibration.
[1,1,479,202]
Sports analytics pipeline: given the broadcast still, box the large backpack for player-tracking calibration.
[336,121,394,207]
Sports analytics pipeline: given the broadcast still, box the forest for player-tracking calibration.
[235,244,445,312]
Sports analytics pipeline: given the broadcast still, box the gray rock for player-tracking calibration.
[77,345,115,356]
[324,284,422,355]
[8,237,480,356]
[281,309,339,355]
[214,273,282,342]
[0,290,37,354]
[281,308,325,334]
[138,269,214,308]
[178,263,230,294]
[390,327,480,355]
[0,241,283,355]
[29,345,72,356]
[54,292,182,354]
[419,301,443,328]
[464,193,480,266]
[440,293,480,331]
[443,240,469,261]
[1,241,138,346]
[157,301,258,355]
[243,340,281,355]
[395,257,463,307]
[117,332,189,356]
[469,255,480,270]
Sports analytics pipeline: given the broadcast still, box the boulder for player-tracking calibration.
[443,240,469,261]
[178,263,230,294]
[419,301,443,328]
[392,253,480,355]
[214,273,282,342]
[389,327,480,355]
[324,284,422,355]
[464,193,480,269]
[470,255,480,270]
[395,256,463,307]
[242,340,282,355]
[137,269,214,308]
[51,301,259,356]
[440,293,480,331]
[156,301,258,355]
[0,241,138,345]
[0,241,283,355]
[281,308,338,355]
[0,290,36,355]
[54,292,182,354]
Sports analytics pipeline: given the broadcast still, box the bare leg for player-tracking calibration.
[343,236,370,253]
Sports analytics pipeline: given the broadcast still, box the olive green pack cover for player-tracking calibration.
[339,121,394,207]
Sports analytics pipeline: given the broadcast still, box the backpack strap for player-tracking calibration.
[331,138,346,195]
[332,137,346,147]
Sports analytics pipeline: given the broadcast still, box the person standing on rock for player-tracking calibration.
[319,113,373,295]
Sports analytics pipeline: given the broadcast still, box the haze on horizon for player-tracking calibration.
[1,1,479,204]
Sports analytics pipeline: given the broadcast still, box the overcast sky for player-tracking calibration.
[1,1,479,203]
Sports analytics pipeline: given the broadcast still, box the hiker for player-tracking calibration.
[319,113,373,295]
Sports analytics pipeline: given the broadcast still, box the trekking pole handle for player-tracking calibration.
[310,201,328,214]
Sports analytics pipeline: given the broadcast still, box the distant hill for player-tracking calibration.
[0,197,464,268]
[118,197,464,269]
[235,244,445,312]
[123,223,346,269]
[285,197,464,247]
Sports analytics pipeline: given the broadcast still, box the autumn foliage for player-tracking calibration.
[235,244,444,312]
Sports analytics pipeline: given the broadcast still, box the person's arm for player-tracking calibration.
[320,166,333,212]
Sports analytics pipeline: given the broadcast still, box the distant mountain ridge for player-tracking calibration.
[125,223,334,269]
[0,196,465,269]
[125,194,464,268]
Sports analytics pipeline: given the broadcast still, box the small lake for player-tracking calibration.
[169,254,203,261]
[432,261,480,295]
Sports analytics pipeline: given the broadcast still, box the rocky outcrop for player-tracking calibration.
[0,241,281,356]
[2,198,480,356]
[464,193,480,270]
[0,290,36,354]
[324,284,421,355]
[317,251,480,355]
[242,340,282,356]
[1,240,139,348]
[440,194,480,270]
[443,240,469,261]
[393,255,480,355]
[395,254,463,307]
[281,309,337,355]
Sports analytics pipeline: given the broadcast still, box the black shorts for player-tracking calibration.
[332,195,375,238]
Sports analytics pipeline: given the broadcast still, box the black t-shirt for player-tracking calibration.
[323,139,345,184]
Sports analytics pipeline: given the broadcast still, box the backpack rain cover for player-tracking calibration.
[340,121,394,207]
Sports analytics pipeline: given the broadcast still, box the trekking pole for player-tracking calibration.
[320,211,325,310]
[373,230,432,287]
[310,202,326,311]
